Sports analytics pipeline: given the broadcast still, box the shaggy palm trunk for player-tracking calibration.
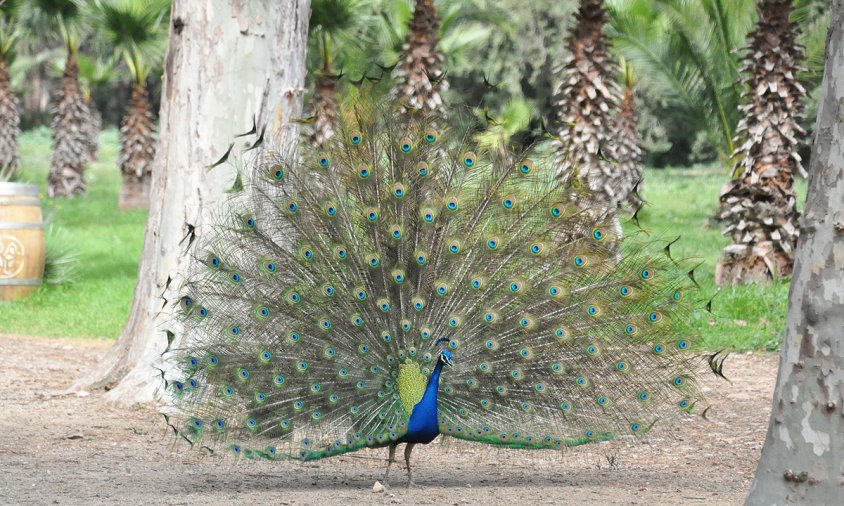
[716,0,806,286]
[83,96,102,162]
[391,0,448,115]
[0,58,20,178]
[553,0,623,209]
[614,85,644,209]
[47,52,90,197]
[307,62,339,146]
[118,85,156,210]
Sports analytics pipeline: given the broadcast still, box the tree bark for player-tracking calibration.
[746,2,844,503]
[72,0,310,406]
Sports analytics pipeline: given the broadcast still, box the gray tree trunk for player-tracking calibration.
[746,2,844,503]
[72,0,310,406]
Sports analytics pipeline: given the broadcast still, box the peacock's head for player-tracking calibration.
[439,349,454,368]
[435,337,454,368]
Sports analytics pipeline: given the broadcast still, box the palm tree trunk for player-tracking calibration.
[83,96,102,162]
[0,58,20,179]
[118,84,156,210]
[614,84,644,209]
[715,0,806,286]
[553,0,623,209]
[308,61,339,147]
[47,52,90,197]
[391,0,448,116]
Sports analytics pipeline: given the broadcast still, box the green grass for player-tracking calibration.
[629,164,807,351]
[0,130,806,350]
[0,128,147,339]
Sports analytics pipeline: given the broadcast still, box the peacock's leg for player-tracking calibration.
[383,443,398,485]
[404,443,417,487]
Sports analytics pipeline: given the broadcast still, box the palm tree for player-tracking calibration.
[553,0,623,208]
[715,0,806,286]
[76,56,113,163]
[21,0,91,196]
[90,0,169,210]
[307,0,364,146]
[607,0,756,165]
[391,0,449,115]
[614,58,644,209]
[0,0,21,179]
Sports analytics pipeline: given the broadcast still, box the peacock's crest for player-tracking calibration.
[166,91,709,467]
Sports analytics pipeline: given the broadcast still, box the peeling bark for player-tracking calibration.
[746,2,844,503]
[71,0,310,407]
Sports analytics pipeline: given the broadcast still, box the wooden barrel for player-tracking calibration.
[0,182,45,301]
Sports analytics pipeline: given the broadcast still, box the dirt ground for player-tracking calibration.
[0,335,777,505]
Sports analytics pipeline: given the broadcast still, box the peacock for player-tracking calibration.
[166,91,712,486]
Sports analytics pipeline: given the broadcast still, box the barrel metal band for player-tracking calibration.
[0,278,41,286]
[0,198,41,206]
[0,223,44,230]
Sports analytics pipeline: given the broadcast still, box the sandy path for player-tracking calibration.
[0,335,776,505]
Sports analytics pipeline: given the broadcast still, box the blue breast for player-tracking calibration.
[402,361,443,444]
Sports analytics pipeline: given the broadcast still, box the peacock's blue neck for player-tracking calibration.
[403,360,444,444]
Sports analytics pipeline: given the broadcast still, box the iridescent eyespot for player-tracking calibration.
[648,311,662,322]
[639,392,648,401]
[674,376,684,386]
[229,325,240,335]
[486,237,499,250]
[550,205,562,217]
[519,159,533,174]
[299,246,314,260]
[625,324,637,335]
[616,361,627,371]
[530,243,543,255]
[400,137,413,152]
[358,164,370,178]
[390,225,403,239]
[574,256,586,267]
[436,282,450,295]
[653,343,664,354]
[287,201,298,214]
[324,203,337,216]
[334,246,347,259]
[392,183,406,198]
[350,130,363,145]
[320,318,332,329]
[620,285,632,296]
[587,305,600,316]
[198,307,208,317]
[448,240,461,254]
[416,251,428,265]
[412,297,425,310]
[317,152,330,168]
[470,277,483,289]
[351,314,363,326]
[502,197,515,209]
[206,254,221,268]
[355,288,367,300]
[510,281,523,292]
[673,290,683,301]
[462,151,477,167]
[366,254,380,267]
[256,306,270,318]
[420,207,435,223]
[677,340,689,350]
[424,129,438,143]
[592,228,605,240]
[446,197,459,211]
[366,208,379,222]
[641,267,653,280]
[231,273,241,282]
[243,215,255,228]
[416,162,429,177]
[392,269,405,284]
[271,164,285,180]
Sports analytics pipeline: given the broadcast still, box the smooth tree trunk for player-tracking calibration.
[72,0,310,406]
[746,2,844,503]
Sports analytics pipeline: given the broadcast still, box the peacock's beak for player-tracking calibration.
[443,355,454,367]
